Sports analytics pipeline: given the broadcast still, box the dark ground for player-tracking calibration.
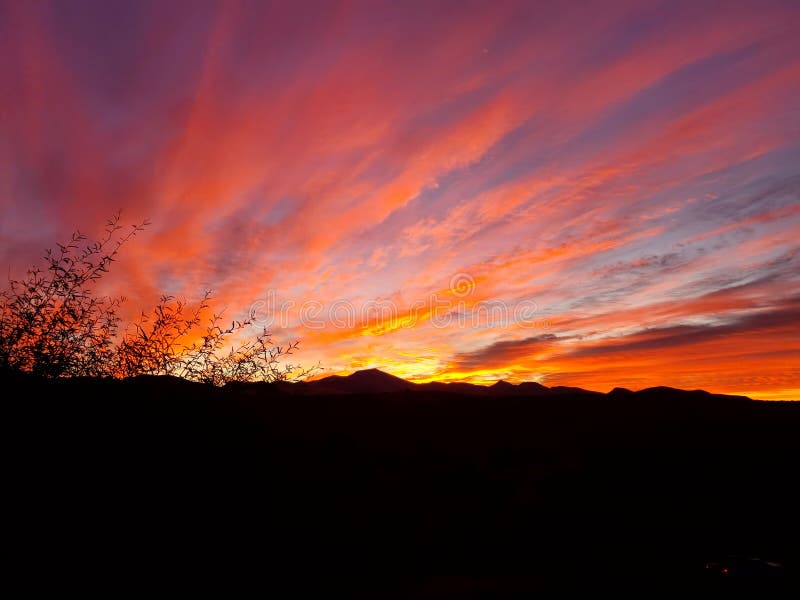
[6,374,798,596]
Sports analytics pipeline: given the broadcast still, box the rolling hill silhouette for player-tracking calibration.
[303,367,414,393]
[5,368,796,593]
[275,368,751,401]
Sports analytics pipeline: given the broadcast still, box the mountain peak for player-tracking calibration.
[310,368,413,393]
[348,368,399,379]
[491,380,515,388]
[290,370,746,400]
[609,387,634,397]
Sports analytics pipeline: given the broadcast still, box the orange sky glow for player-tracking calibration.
[1,0,798,398]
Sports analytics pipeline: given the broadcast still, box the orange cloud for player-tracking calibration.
[2,1,799,399]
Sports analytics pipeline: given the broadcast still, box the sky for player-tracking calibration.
[1,0,799,399]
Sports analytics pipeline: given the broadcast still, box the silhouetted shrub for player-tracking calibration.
[0,215,304,383]
[0,215,141,377]
[116,291,304,385]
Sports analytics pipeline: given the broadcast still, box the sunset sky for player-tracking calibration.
[1,0,799,399]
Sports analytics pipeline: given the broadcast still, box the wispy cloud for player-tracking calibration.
[1,0,798,398]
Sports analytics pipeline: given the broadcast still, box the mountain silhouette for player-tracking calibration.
[487,380,554,397]
[6,368,795,592]
[274,369,750,401]
[490,380,516,392]
[303,368,414,394]
[517,381,552,395]
[609,386,635,397]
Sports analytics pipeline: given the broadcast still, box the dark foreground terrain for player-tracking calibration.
[7,371,798,596]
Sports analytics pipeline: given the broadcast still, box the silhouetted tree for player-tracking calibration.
[115,291,304,385]
[0,214,304,383]
[0,215,142,377]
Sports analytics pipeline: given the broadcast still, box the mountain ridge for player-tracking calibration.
[269,368,753,400]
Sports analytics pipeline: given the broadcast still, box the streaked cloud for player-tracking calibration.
[1,0,798,398]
